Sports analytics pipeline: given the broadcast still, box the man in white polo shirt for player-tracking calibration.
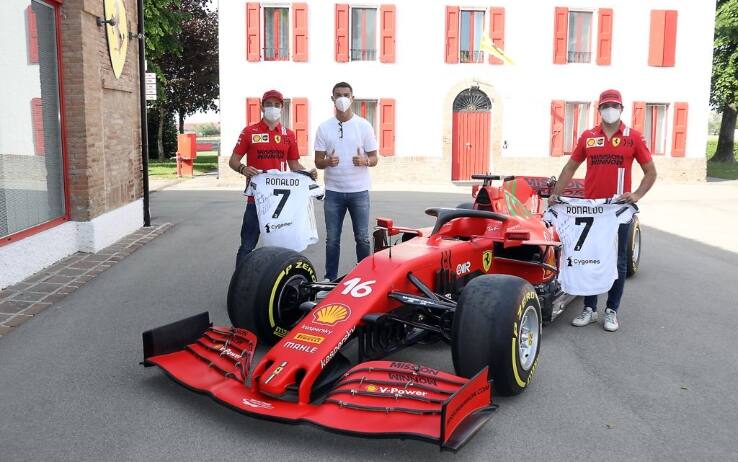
[314,82,379,281]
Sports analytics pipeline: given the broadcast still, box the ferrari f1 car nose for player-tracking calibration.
[142,313,496,451]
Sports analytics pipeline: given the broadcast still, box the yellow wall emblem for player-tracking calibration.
[104,0,128,79]
[612,137,621,147]
[482,250,493,272]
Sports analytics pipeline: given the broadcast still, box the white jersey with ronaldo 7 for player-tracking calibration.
[545,197,637,296]
[246,170,324,252]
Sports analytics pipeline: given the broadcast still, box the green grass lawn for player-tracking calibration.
[706,137,738,180]
[148,151,218,179]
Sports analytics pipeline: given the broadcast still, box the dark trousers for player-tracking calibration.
[236,202,259,268]
[584,222,629,312]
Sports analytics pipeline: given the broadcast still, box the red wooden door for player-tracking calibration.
[452,111,490,180]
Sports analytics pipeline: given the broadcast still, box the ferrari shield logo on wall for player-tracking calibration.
[482,250,493,272]
[612,137,621,147]
[104,0,129,79]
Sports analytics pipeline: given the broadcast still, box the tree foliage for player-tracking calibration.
[710,0,738,163]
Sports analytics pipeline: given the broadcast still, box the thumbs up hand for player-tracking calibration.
[352,147,368,167]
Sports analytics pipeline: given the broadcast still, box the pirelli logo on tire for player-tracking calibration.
[294,333,325,344]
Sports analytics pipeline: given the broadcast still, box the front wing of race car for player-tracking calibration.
[142,313,495,451]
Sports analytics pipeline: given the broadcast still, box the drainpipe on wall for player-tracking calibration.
[136,0,151,227]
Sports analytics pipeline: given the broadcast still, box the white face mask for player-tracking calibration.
[334,96,352,112]
[600,107,621,125]
[263,107,281,122]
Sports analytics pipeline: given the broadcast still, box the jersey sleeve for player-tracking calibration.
[286,129,300,160]
[570,132,588,162]
[632,130,653,165]
[233,127,251,156]
[314,125,328,151]
[363,119,379,152]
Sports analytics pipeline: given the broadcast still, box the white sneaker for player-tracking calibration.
[604,308,619,332]
[572,307,598,327]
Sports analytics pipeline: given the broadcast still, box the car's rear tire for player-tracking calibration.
[451,275,542,396]
[626,216,641,277]
[227,247,317,345]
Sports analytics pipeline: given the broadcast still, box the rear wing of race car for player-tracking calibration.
[517,176,585,198]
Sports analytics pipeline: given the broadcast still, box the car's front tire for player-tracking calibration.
[227,247,317,345]
[451,275,542,396]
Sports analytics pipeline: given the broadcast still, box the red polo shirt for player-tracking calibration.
[233,120,300,170]
[571,123,652,199]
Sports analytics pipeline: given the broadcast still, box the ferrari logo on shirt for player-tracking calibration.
[612,137,621,147]
[586,137,605,147]
[252,134,269,143]
[274,135,281,144]
[482,250,493,272]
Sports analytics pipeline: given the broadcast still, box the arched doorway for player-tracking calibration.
[452,87,492,180]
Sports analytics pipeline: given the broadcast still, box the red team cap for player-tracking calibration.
[599,89,623,107]
[262,89,284,103]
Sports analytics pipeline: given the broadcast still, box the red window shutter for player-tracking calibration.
[292,3,308,62]
[596,8,612,65]
[631,102,646,133]
[246,3,261,62]
[648,10,665,66]
[31,98,44,156]
[380,5,396,63]
[445,6,459,64]
[671,102,688,157]
[663,11,677,67]
[292,98,309,156]
[488,7,505,65]
[379,99,395,156]
[553,7,568,64]
[27,6,39,64]
[246,97,261,125]
[550,100,565,156]
[335,4,349,62]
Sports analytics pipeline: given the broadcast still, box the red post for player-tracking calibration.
[177,134,197,177]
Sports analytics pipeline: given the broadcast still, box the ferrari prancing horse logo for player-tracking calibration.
[612,137,621,147]
[482,250,493,272]
[104,0,128,79]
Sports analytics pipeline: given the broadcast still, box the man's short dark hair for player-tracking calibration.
[332,82,353,95]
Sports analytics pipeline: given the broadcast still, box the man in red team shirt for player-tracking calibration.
[229,89,316,267]
[550,89,657,332]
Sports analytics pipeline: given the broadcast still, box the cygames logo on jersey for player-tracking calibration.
[568,257,600,267]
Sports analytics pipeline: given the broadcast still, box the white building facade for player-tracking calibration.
[218,0,715,184]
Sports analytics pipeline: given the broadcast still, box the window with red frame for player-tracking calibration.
[459,9,485,63]
[350,7,377,61]
[564,102,590,153]
[264,7,289,61]
[644,103,668,155]
[567,11,593,63]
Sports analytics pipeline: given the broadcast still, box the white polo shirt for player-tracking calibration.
[314,115,378,193]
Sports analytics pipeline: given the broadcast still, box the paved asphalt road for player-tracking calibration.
[1,190,736,461]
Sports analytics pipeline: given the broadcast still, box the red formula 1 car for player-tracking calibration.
[142,174,641,451]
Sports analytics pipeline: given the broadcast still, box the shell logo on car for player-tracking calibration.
[313,304,351,326]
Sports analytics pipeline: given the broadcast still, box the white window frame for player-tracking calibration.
[566,9,594,64]
[349,5,379,62]
[644,103,669,155]
[352,99,378,133]
[261,3,292,61]
[458,7,487,64]
[564,101,590,154]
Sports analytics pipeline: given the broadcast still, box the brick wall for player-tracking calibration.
[61,0,143,222]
